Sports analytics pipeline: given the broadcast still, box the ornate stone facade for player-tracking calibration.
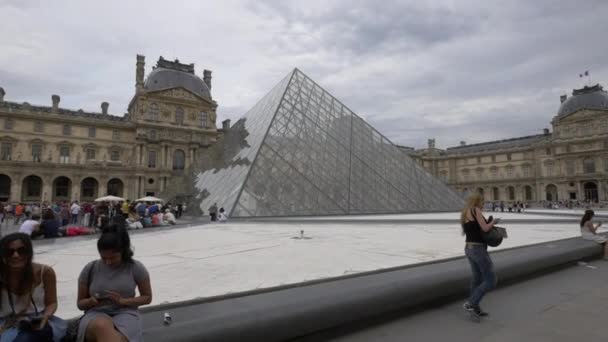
[0,55,219,203]
[407,84,608,203]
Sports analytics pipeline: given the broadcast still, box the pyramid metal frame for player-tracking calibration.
[194,69,463,217]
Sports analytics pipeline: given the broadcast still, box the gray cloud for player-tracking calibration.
[1,0,607,149]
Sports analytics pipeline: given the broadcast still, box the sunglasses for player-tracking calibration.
[5,246,28,257]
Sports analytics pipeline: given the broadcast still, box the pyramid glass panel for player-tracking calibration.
[194,69,463,217]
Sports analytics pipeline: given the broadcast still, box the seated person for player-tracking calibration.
[76,224,152,342]
[580,209,608,259]
[163,209,176,225]
[40,210,61,238]
[0,233,66,341]
[18,214,41,237]
[218,208,227,222]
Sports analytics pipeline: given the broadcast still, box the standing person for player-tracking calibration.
[59,204,70,227]
[580,209,608,259]
[0,233,66,341]
[82,202,92,227]
[70,201,81,225]
[461,193,500,321]
[218,208,227,222]
[209,202,218,222]
[13,203,24,226]
[177,203,183,219]
[76,224,152,342]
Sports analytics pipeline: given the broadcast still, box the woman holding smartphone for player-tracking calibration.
[580,209,608,259]
[76,223,152,342]
[460,192,500,321]
[0,233,66,341]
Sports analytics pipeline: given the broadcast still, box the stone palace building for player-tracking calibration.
[406,84,608,204]
[0,55,220,204]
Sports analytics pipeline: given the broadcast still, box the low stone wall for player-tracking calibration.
[135,237,601,341]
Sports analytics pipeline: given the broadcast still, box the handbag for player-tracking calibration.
[473,211,507,247]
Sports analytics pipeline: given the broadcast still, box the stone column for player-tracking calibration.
[597,181,603,201]
[10,175,22,202]
[72,180,81,202]
[577,182,583,201]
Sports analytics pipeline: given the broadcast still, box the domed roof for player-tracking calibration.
[557,84,608,116]
[144,57,211,100]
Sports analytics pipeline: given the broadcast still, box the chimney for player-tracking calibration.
[543,128,550,135]
[560,94,567,103]
[460,141,466,147]
[203,69,212,90]
[51,95,60,112]
[136,54,145,92]
[427,138,435,149]
[222,119,231,131]
[0,87,4,102]
[101,102,109,114]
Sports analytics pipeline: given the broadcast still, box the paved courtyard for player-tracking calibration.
[27,211,596,318]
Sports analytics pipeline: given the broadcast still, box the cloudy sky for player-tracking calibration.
[1,0,607,148]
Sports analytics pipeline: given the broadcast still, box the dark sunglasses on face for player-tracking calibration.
[5,246,28,257]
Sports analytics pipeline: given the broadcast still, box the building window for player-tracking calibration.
[34,121,43,132]
[490,167,498,179]
[1,143,12,161]
[88,127,96,138]
[148,151,157,168]
[59,146,70,164]
[605,159,608,173]
[149,103,159,121]
[522,165,531,178]
[86,148,95,160]
[110,150,120,161]
[175,107,184,125]
[4,118,13,130]
[546,164,554,177]
[583,158,596,174]
[476,157,481,163]
[62,124,71,136]
[112,130,120,140]
[507,153,512,161]
[491,155,496,162]
[32,144,42,162]
[148,129,157,140]
[566,160,575,175]
[200,112,208,128]
[506,166,514,178]
[545,148,551,155]
[172,149,185,170]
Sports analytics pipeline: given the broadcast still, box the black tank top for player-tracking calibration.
[462,208,486,243]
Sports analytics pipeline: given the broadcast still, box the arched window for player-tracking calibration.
[173,149,185,170]
[148,103,159,121]
[175,107,184,125]
[583,158,596,174]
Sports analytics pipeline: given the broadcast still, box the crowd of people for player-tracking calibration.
[0,200,188,239]
[0,219,151,341]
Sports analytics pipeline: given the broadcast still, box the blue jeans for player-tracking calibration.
[465,245,497,306]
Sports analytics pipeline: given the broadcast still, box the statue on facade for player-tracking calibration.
[209,111,216,125]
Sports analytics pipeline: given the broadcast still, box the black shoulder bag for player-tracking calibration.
[472,209,506,247]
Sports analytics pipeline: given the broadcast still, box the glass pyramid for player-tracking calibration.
[195,69,463,217]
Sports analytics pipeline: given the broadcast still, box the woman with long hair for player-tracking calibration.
[0,233,66,341]
[580,209,608,259]
[460,192,500,321]
[76,223,152,342]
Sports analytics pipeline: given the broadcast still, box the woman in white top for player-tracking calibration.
[0,233,66,341]
[580,209,608,259]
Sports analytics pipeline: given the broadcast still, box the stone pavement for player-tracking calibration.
[326,260,608,342]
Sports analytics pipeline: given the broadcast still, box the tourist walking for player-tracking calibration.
[580,209,608,259]
[461,192,500,321]
[70,201,81,224]
[76,223,152,342]
[0,233,67,341]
